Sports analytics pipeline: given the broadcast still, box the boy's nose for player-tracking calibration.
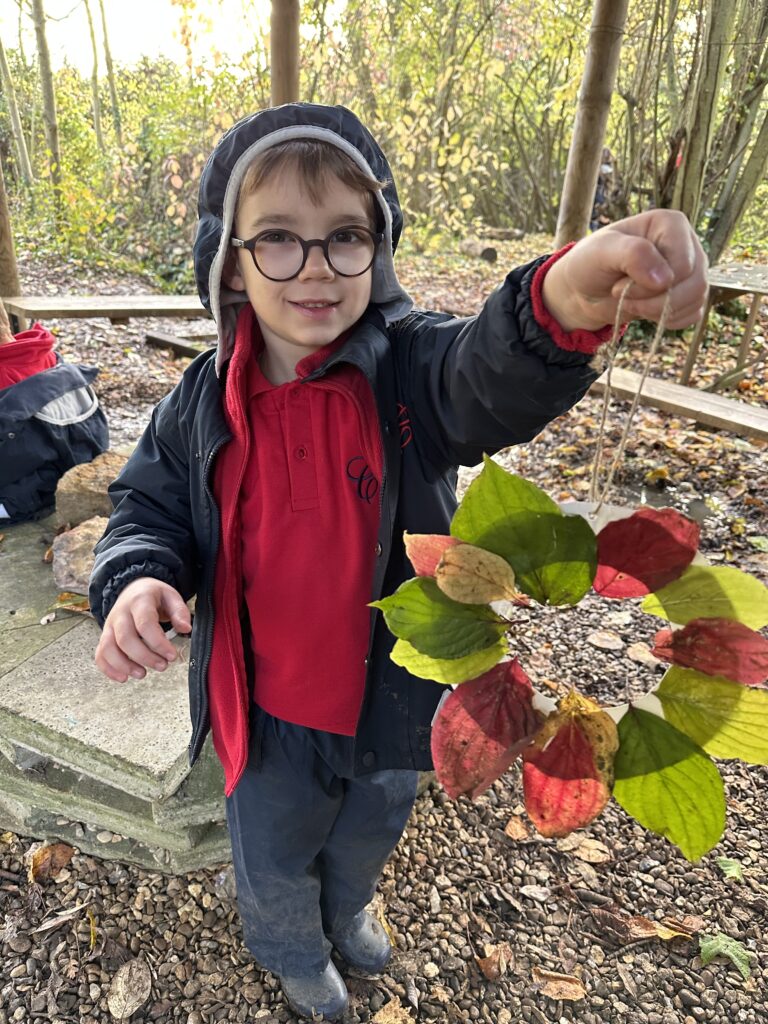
[298,244,335,280]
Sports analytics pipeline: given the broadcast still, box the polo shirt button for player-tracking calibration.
[362,751,376,768]
[294,445,308,460]
[375,542,382,556]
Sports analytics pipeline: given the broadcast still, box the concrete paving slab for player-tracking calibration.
[0,518,81,674]
[0,618,193,800]
[152,736,225,828]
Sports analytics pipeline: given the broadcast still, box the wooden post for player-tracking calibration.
[554,0,629,247]
[0,160,25,332]
[271,0,300,105]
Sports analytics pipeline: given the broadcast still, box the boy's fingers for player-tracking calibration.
[96,629,146,682]
[113,612,176,669]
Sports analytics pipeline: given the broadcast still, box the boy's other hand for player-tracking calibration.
[541,209,708,333]
[95,578,192,683]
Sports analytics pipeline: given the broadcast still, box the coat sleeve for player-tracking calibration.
[395,255,603,468]
[88,382,198,627]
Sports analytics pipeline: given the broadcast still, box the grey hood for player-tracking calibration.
[193,102,414,372]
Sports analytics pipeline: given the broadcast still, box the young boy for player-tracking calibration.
[90,103,707,1020]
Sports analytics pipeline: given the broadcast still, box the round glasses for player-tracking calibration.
[230,226,383,281]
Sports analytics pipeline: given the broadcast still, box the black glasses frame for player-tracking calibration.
[230,226,383,281]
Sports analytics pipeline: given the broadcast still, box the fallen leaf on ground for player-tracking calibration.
[531,966,586,1001]
[586,629,624,651]
[372,996,414,1023]
[590,903,695,945]
[616,962,638,997]
[31,902,90,934]
[55,593,91,613]
[476,942,514,980]
[626,641,661,666]
[504,815,531,841]
[555,834,611,863]
[716,857,744,881]
[699,933,756,979]
[519,884,551,902]
[107,959,152,1019]
[661,914,707,937]
[26,842,74,883]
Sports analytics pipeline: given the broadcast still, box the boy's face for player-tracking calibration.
[228,165,375,369]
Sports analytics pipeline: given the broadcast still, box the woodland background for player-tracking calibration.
[1,0,768,293]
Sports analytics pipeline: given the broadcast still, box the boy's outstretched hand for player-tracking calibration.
[541,210,708,333]
[95,578,192,683]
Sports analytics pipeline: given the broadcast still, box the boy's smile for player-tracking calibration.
[228,166,376,384]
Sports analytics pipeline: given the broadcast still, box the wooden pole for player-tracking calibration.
[554,0,629,247]
[270,0,300,105]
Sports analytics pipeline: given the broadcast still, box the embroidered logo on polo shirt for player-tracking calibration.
[397,402,413,448]
[346,456,379,503]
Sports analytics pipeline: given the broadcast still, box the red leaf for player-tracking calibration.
[652,618,768,686]
[594,507,700,598]
[431,660,544,799]
[404,533,461,576]
[522,691,618,837]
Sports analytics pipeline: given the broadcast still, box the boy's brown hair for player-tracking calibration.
[238,139,388,228]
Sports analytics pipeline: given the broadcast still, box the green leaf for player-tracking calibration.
[699,933,756,979]
[613,708,725,861]
[656,666,768,765]
[390,637,507,685]
[715,857,744,882]
[451,459,596,605]
[371,578,506,659]
[747,535,768,552]
[451,456,560,541]
[641,565,768,629]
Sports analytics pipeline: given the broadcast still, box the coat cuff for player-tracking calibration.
[531,242,623,355]
[92,560,178,627]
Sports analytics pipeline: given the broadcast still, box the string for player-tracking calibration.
[589,288,674,517]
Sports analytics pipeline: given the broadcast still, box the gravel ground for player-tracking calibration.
[1,255,767,1023]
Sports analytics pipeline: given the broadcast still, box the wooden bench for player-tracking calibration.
[590,368,768,442]
[681,263,768,384]
[2,294,208,328]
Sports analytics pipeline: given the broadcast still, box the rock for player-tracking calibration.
[52,516,109,595]
[55,451,128,528]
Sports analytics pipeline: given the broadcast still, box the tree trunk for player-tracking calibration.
[555,0,630,247]
[671,0,738,226]
[97,0,122,144]
[30,0,61,187]
[271,0,300,105]
[83,0,105,152]
[706,106,768,264]
[0,160,24,330]
[0,36,34,185]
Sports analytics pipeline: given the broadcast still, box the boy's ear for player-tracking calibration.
[222,248,246,292]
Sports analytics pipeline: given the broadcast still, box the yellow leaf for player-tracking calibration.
[435,543,517,604]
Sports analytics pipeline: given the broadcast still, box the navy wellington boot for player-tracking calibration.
[329,911,392,974]
[279,961,348,1020]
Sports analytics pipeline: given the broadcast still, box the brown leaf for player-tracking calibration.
[504,815,531,841]
[27,842,74,883]
[31,902,90,934]
[555,835,612,863]
[107,958,152,1020]
[372,996,414,1023]
[55,593,91,614]
[435,543,518,604]
[531,966,586,1001]
[660,914,707,937]
[476,942,514,980]
[590,904,695,945]
[43,545,54,563]
[616,962,638,998]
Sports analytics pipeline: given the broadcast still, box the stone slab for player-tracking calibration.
[0,795,231,874]
[0,518,81,675]
[0,617,193,800]
[0,746,210,852]
[151,736,225,828]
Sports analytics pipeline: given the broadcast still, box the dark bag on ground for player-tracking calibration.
[0,357,109,524]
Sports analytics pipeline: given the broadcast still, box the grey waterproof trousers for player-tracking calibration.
[225,706,419,976]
